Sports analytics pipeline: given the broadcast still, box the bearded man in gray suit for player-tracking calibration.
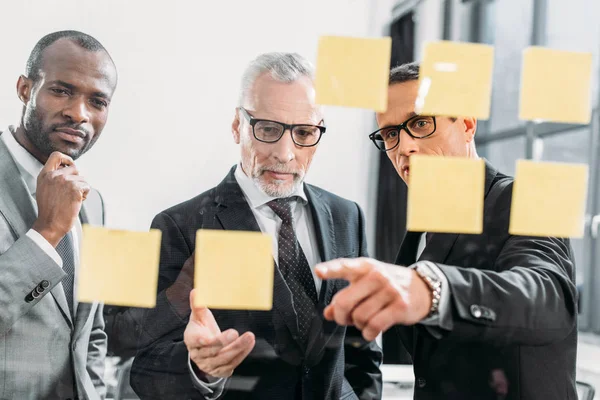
[0,30,117,400]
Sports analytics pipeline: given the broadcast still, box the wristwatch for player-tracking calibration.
[413,262,442,318]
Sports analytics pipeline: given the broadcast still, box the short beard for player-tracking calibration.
[22,104,57,159]
[252,165,305,198]
[22,104,93,160]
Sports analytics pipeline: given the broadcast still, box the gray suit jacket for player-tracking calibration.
[0,131,107,400]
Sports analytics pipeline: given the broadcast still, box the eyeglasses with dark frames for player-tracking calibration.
[369,115,437,152]
[239,107,326,147]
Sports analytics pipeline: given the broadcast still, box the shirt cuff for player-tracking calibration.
[188,354,226,398]
[26,229,63,268]
[412,261,453,332]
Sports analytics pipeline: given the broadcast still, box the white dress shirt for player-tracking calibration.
[190,164,323,397]
[1,126,81,314]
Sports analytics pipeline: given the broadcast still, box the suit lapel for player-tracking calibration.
[303,186,345,364]
[214,168,301,342]
[395,230,423,265]
[304,185,337,305]
[0,134,37,238]
[49,206,93,330]
[73,203,94,339]
[50,287,74,329]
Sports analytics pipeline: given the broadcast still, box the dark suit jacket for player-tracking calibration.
[395,162,577,400]
[129,166,383,400]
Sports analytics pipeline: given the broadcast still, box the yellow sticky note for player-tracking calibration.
[194,230,273,310]
[417,41,495,119]
[78,225,161,308]
[519,47,593,124]
[315,36,392,112]
[509,160,588,238]
[407,156,485,234]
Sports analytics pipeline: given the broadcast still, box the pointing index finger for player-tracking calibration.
[315,258,372,282]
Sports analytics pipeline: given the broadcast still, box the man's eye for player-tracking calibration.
[91,98,108,109]
[384,129,398,140]
[51,88,69,95]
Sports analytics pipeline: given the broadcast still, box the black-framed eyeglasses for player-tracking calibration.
[239,107,326,147]
[369,115,437,152]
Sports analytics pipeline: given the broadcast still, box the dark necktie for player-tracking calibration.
[268,198,318,342]
[56,231,76,317]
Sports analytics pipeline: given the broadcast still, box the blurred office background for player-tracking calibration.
[0,0,598,398]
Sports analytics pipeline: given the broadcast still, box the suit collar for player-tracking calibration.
[482,159,500,197]
[410,160,500,265]
[0,130,38,238]
[1,126,43,195]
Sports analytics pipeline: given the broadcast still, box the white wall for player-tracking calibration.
[0,0,390,240]
[414,0,444,61]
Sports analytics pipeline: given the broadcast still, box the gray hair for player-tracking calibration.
[389,62,420,85]
[238,52,315,107]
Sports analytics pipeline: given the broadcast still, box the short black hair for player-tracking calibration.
[389,62,420,85]
[25,30,112,81]
[389,62,457,121]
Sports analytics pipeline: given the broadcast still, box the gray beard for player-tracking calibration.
[253,175,303,198]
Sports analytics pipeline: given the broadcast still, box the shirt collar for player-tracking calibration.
[233,163,308,210]
[1,126,43,195]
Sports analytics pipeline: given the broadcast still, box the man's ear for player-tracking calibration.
[232,109,241,144]
[16,75,34,105]
[462,117,477,143]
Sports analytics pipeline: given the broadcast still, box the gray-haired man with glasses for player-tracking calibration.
[130,52,382,400]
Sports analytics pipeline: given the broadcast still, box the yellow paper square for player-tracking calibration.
[78,225,162,308]
[315,36,392,112]
[509,160,588,238]
[407,156,485,234]
[519,47,593,124]
[194,230,273,310]
[417,41,495,119]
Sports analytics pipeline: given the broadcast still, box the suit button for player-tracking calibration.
[417,377,426,388]
[40,280,50,289]
[470,305,482,318]
[25,294,34,303]
[31,290,40,299]
[304,367,310,375]
[35,285,44,294]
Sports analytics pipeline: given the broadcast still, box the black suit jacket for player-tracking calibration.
[129,166,382,400]
[395,162,577,400]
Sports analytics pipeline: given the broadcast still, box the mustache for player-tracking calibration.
[258,165,304,176]
[50,123,91,137]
